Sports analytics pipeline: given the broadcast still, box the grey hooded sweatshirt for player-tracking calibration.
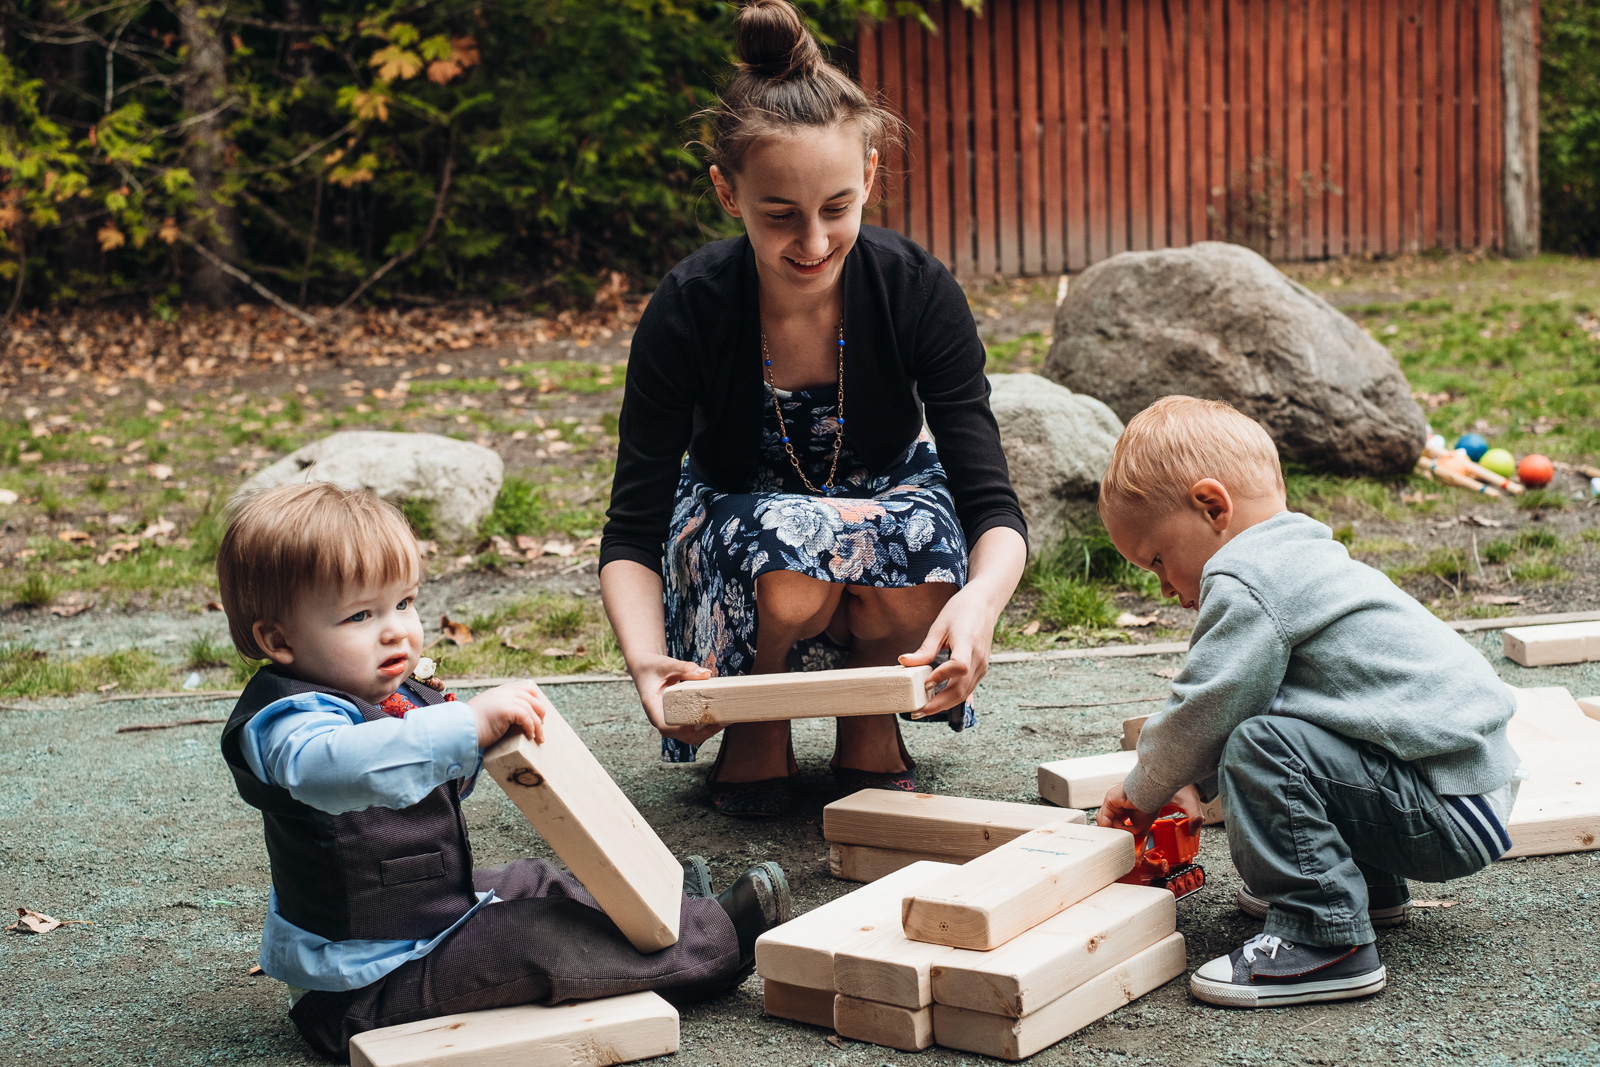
[1124,510,1519,813]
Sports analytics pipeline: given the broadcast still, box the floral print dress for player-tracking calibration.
[660,382,975,763]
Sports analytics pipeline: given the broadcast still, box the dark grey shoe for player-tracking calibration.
[716,861,792,965]
[1191,935,1386,1007]
[1237,883,1411,927]
[681,855,713,900]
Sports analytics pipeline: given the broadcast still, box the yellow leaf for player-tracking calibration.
[369,45,422,82]
[351,91,389,123]
[323,147,345,166]
[97,224,126,251]
[451,36,480,68]
[158,217,181,245]
[426,59,461,84]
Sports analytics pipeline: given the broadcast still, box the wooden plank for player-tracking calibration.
[1501,622,1600,667]
[1285,0,1305,258]
[1475,0,1496,250]
[834,917,957,1009]
[1305,0,1325,257]
[1018,0,1044,273]
[1456,0,1474,247]
[927,1,953,266]
[1189,0,1210,242]
[931,933,1188,1061]
[1438,0,1458,247]
[1578,697,1600,722]
[1363,0,1383,255]
[1120,714,1149,750]
[1106,0,1129,253]
[762,979,836,1029]
[1155,0,1182,248]
[1400,0,1421,251]
[930,882,1176,1017]
[1084,0,1110,259]
[1037,750,1140,809]
[906,14,930,250]
[662,665,931,726]
[483,710,682,953]
[880,18,907,235]
[1063,0,1090,269]
[996,0,1022,273]
[1504,738,1600,857]
[1127,0,1150,251]
[1421,0,1440,248]
[1248,0,1267,250]
[1262,0,1282,258]
[833,995,933,1052]
[949,4,975,279]
[824,788,1084,857]
[830,843,962,884]
[900,821,1137,950]
[1382,0,1402,253]
[1325,0,1347,256]
[858,19,882,229]
[1226,0,1246,241]
[348,993,679,1067]
[755,860,955,991]
[1039,0,1066,271]
[973,5,998,275]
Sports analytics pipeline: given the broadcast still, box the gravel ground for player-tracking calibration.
[3,640,1599,1067]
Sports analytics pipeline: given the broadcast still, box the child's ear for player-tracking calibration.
[1190,478,1234,531]
[252,620,295,666]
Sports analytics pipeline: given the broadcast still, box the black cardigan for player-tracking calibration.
[599,226,1027,573]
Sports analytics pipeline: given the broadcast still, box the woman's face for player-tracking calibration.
[711,124,877,299]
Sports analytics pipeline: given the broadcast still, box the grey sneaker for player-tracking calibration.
[1236,883,1411,927]
[1191,934,1386,1008]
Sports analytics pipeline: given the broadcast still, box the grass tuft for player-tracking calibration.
[398,497,439,541]
[15,572,53,608]
[0,644,173,698]
[186,634,234,671]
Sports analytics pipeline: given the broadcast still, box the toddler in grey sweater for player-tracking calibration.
[1094,396,1519,1009]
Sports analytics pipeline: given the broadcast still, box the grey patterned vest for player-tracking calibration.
[220,665,478,942]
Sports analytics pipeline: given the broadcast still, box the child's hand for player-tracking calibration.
[469,682,552,749]
[1170,784,1206,829]
[1096,782,1159,836]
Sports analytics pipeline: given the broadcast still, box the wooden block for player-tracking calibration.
[930,933,1187,1061]
[662,665,932,726]
[1507,686,1600,749]
[829,843,955,884]
[1037,751,1139,809]
[1503,738,1600,857]
[823,789,1081,859]
[1579,696,1600,722]
[900,822,1137,950]
[1120,715,1148,751]
[833,915,955,1010]
[754,860,956,991]
[929,883,1176,1017]
[483,709,682,953]
[348,992,679,1067]
[833,995,933,1052]
[1502,621,1600,667]
[762,979,836,1029]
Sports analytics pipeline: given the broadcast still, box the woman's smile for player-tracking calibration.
[784,248,835,275]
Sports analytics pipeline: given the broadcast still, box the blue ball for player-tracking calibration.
[1454,433,1489,462]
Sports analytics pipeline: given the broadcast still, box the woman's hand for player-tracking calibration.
[632,653,722,746]
[898,584,998,717]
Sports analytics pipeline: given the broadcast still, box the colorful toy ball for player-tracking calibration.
[1517,453,1554,488]
[1454,434,1489,461]
[1479,448,1517,479]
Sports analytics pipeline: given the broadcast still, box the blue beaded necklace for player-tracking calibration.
[761,319,846,496]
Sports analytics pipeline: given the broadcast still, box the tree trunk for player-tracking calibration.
[282,0,317,80]
[178,0,240,306]
[1500,0,1539,258]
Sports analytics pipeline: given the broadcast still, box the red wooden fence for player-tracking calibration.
[857,0,1507,276]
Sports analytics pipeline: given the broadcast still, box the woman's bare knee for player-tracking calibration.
[756,571,843,635]
[848,583,958,643]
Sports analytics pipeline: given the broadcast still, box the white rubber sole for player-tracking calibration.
[1190,965,1387,1008]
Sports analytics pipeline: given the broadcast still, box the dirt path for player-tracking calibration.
[4,644,1597,1066]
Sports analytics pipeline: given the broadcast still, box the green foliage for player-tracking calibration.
[398,497,439,541]
[0,644,173,698]
[1,0,963,306]
[480,476,545,539]
[14,572,53,608]
[1031,573,1116,630]
[1542,0,1600,253]
[185,634,234,671]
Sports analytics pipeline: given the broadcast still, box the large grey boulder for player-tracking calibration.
[988,372,1124,555]
[240,431,503,536]
[1043,242,1426,477]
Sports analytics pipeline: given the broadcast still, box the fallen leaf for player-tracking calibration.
[18,452,41,463]
[515,534,542,554]
[1021,620,1042,636]
[145,398,165,413]
[1401,491,1442,505]
[439,615,473,645]
[96,682,118,693]
[416,540,439,558]
[57,530,93,546]
[88,435,114,447]
[6,907,89,934]
[124,439,144,452]
[498,628,525,652]
[1474,594,1528,606]
[145,463,174,481]
[1460,514,1503,527]
[248,964,264,976]
[140,517,176,540]
[48,603,92,618]
[543,539,576,557]
[580,535,603,548]
[1115,612,1158,628]
[205,600,223,612]
[826,1035,844,1049]
[1152,667,1180,679]
[541,646,584,658]
[488,535,516,558]
[1411,899,1458,908]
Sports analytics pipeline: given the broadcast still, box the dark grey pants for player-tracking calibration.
[289,858,742,1061]
[1219,716,1491,948]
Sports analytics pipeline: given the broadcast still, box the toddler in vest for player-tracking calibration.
[1093,397,1520,1008]
[216,482,787,1060]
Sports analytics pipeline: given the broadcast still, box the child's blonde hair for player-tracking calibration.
[1099,396,1285,519]
[217,482,419,660]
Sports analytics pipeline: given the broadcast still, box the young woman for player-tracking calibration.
[599,0,1027,815]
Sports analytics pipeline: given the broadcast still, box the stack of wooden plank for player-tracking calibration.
[821,789,1084,883]
[758,821,1185,1059]
[1037,720,1224,825]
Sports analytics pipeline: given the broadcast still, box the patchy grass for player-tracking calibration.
[425,594,624,678]
[0,644,174,698]
[185,634,235,671]
[1004,522,1163,641]
[983,331,1050,375]
[1284,467,1413,522]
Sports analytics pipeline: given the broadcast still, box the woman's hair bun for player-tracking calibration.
[735,0,823,80]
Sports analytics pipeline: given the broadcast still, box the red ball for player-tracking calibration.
[1517,453,1554,488]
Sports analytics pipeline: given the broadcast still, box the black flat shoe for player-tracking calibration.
[681,855,713,900]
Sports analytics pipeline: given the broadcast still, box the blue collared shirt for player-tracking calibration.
[238,689,489,992]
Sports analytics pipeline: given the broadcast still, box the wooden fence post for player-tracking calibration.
[1499,0,1538,257]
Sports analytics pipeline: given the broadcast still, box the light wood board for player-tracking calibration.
[1037,751,1139,810]
[1502,621,1600,666]
[829,843,958,884]
[1506,685,1600,748]
[930,933,1187,1061]
[833,914,956,1010]
[1504,737,1600,857]
[900,822,1136,950]
[823,789,1080,859]
[347,992,679,1067]
[833,995,934,1052]
[483,709,682,952]
[929,882,1177,1017]
[762,979,836,1029]
[754,860,955,991]
[1120,715,1149,751]
[662,665,932,726]
[1579,696,1600,722]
